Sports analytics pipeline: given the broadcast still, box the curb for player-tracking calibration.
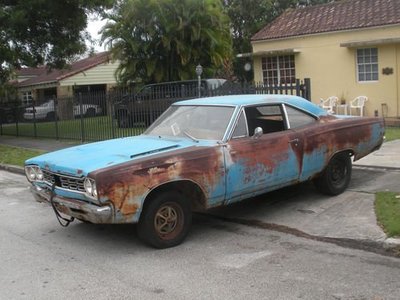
[353,164,400,171]
[383,237,400,249]
[0,163,25,175]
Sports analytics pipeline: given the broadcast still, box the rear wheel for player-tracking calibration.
[137,191,192,248]
[313,153,352,195]
[85,108,96,117]
[46,111,56,121]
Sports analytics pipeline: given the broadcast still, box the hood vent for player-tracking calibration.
[130,145,179,159]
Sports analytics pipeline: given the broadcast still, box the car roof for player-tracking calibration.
[174,94,328,117]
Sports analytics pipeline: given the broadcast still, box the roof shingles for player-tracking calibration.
[252,0,400,41]
[17,52,110,87]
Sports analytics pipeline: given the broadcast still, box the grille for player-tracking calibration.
[42,170,85,192]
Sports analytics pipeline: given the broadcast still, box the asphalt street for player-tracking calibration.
[1,170,399,300]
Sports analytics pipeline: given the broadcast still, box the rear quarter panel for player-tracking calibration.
[299,116,384,181]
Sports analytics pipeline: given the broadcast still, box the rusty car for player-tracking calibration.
[25,95,385,248]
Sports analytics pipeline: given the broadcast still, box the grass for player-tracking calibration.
[385,127,400,142]
[0,144,45,167]
[375,192,400,237]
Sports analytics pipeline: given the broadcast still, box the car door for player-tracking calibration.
[224,104,304,204]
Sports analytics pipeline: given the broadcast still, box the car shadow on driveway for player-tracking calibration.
[44,168,397,252]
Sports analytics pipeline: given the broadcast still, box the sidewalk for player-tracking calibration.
[353,139,400,170]
[0,135,79,152]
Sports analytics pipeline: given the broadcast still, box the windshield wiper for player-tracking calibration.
[183,130,199,143]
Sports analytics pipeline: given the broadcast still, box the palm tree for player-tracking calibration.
[101,0,232,84]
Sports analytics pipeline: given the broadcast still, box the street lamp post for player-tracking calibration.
[195,64,203,98]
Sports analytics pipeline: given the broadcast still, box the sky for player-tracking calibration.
[86,17,108,52]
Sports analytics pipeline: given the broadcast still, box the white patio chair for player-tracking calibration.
[349,96,368,117]
[319,96,338,114]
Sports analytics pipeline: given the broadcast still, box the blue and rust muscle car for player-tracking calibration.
[25,95,384,248]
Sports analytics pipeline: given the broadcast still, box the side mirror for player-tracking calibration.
[252,127,263,139]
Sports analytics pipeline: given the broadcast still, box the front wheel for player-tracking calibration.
[137,192,192,248]
[313,153,352,195]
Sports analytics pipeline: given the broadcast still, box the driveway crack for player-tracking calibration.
[200,213,400,258]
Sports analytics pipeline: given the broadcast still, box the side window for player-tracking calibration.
[244,104,285,135]
[232,110,248,138]
[285,105,316,128]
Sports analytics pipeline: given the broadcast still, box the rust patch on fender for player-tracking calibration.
[93,145,224,218]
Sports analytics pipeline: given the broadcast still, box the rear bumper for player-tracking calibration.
[30,185,113,223]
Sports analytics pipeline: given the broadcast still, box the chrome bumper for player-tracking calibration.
[30,185,113,223]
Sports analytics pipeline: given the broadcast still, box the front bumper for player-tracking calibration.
[30,185,113,223]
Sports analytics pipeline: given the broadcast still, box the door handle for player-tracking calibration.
[289,138,299,146]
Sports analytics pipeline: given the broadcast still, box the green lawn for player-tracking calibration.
[0,145,45,167]
[375,192,400,237]
[0,116,145,141]
[385,127,400,142]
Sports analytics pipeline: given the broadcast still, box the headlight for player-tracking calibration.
[84,177,98,198]
[25,166,44,182]
[36,168,44,180]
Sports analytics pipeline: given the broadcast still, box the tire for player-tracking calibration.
[46,111,56,121]
[313,153,352,195]
[137,191,192,249]
[85,108,96,117]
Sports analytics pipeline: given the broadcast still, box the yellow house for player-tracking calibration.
[251,0,400,118]
[16,52,119,104]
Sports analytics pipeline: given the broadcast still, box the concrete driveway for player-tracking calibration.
[210,167,400,244]
[1,170,400,299]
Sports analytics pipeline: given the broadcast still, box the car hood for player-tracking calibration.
[25,135,207,177]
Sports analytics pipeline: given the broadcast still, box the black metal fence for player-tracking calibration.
[0,79,311,142]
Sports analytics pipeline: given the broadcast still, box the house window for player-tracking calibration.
[21,91,33,106]
[357,48,378,82]
[261,55,295,85]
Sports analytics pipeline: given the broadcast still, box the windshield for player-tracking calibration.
[145,105,235,141]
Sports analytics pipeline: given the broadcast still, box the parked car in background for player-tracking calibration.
[23,100,102,121]
[73,104,102,117]
[114,78,227,127]
[23,100,56,121]
[25,95,384,248]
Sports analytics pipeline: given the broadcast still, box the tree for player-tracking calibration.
[0,0,113,85]
[224,0,335,82]
[224,0,274,82]
[101,0,232,84]
[272,0,335,13]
